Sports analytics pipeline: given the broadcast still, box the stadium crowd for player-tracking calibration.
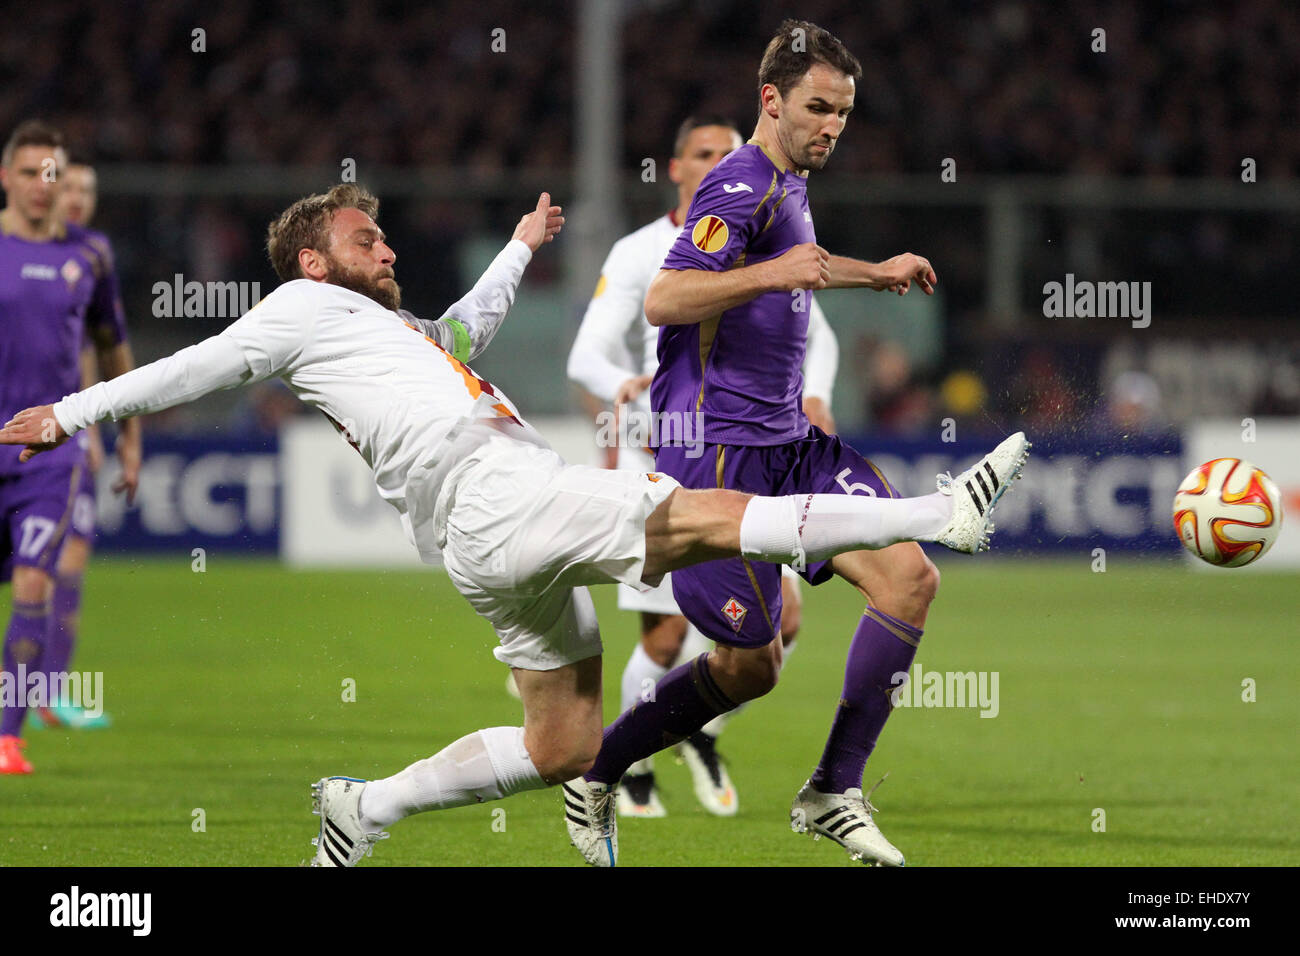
[3,0,1296,177]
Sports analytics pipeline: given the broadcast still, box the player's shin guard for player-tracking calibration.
[357,726,545,828]
[585,652,737,786]
[739,494,950,568]
[0,600,50,737]
[810,608,922,795]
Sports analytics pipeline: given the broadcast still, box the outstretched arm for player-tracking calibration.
[406,192,563,362]
[826,253,936,294]
[1,282,312,462]
[0,333,254,462]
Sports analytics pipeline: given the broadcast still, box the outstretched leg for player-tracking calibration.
[310,589,605,867]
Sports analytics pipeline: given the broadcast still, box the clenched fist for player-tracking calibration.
[766,243,831,292]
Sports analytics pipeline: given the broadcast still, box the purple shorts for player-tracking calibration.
[656,427,898,648]
[0,462,87,582]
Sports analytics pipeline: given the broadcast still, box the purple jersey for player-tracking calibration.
[0,221,127,474]
[653,142,816,446]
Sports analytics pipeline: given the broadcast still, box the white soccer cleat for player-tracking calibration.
[677,733,739,816]
[616,772,667,818]
[563,776,618,867]
[309,776,390,867]
[921,431,1030,554]
[790,779,904,867]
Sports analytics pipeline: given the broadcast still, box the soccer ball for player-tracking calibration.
[1173,458,1283,567]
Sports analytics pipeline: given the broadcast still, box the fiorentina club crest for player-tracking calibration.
[721,596,747,632]
[60,258,83,289]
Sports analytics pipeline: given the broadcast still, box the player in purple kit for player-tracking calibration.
[563,20,1029,865]
[27,157,140,730]
[0,123,135,772]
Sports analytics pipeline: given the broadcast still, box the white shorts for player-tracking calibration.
[613,444,679,614]
[440,438,680,670]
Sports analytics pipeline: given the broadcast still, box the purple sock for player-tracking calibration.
[1,599,50,738]
[44,573,82,678]
[586,653,737,785]
[810,607,922,795]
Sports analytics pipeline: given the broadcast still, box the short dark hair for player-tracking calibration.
[673,114,740,157]
[757,19,862,99]
[2,119,65,168]
[266,184,380,282]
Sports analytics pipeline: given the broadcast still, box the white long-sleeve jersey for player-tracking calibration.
[52,239,542,562]
[566,212,839,415]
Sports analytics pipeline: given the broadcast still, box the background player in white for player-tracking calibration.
[0,185,1025,865]
[566,115,840,817]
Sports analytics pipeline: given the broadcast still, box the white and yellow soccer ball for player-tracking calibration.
[1173,458,1283,567]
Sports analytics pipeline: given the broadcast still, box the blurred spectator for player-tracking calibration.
[860,338,933,435]
[1007,344,1080,434]
[3,0,1296,177]
[1102,370,1165,434]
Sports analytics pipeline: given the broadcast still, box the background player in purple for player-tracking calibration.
[0,122,135,772]
[565,20,1027,866]
[25,157,140,730]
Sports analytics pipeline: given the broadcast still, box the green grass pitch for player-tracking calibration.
[1,555,1295,866]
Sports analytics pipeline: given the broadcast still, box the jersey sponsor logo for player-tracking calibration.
[592,274,607,298]
[20,263,57,281]
[722,182,754,194]
[692,215,730,254]
[721,596,748,631]
[646,472,662,483]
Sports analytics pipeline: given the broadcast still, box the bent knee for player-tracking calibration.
[914,554,940,606]
[709,643,782,702]
[878,546,940,625]
[641,613,688,667]
[525,725,601,784]
[530,743,599,785]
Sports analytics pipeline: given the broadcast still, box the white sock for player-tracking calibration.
[700,712,730,737]
[620,643,667,777]
[358,726,545,829]
[621,643,669,712]
[739,492,951,566]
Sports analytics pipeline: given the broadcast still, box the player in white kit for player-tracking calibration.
[566,116,840,817]
[0,185,1028,866]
